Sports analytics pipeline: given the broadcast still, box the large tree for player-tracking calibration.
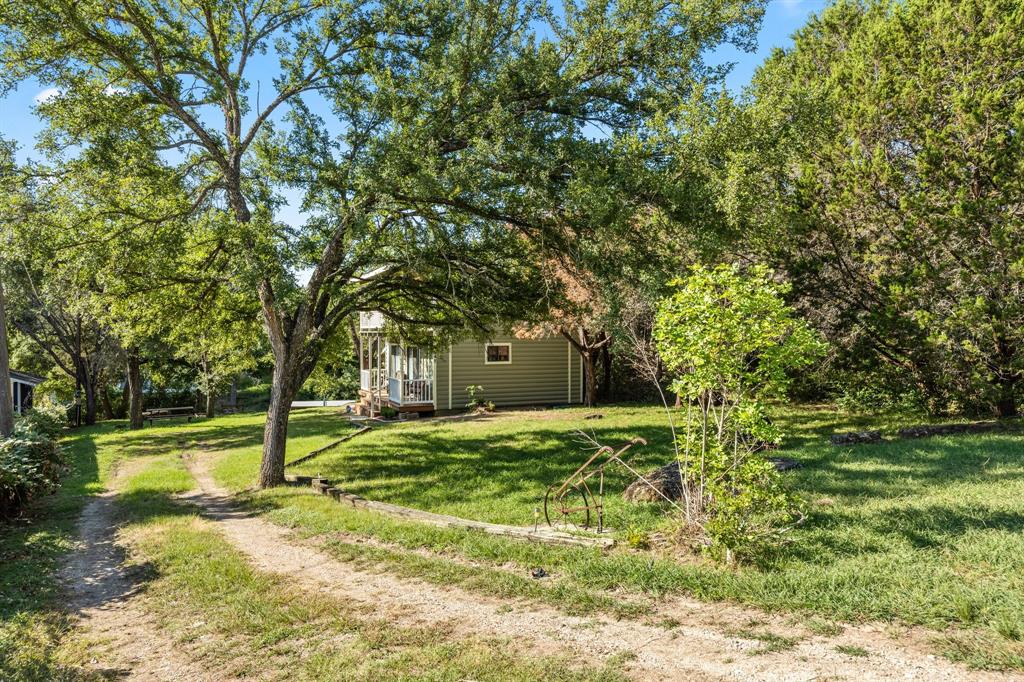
[1,0,764,485]
[700,0,1024,416]
[0,139,19,436]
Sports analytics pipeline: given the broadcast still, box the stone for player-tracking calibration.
[623,462,689,503]
[830,430,882,445]
[767,457,802,472]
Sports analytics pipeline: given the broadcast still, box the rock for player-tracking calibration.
[623,462,688,503]
[830,430,882,445]
[767,457,802,472]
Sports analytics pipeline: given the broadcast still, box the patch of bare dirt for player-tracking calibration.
[59,459,217,681]
[182,453,1017,682]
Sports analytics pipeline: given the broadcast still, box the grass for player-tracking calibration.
[110,455,627,680]
[0,421,123,681]
[124,514,626,681]
[198,404,1024,669]
[3,416,629,680]
[6,402,1024,673]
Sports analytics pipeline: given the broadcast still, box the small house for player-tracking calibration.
[9,370,43,415]
[358,312,584,415]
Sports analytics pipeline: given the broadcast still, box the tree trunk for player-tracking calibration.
[229,376,238,408]
[0,278,14,437]
[127,352,144,430]
[582,351,598,407]
[80,367,98,426]
[201,352,215,418]
[258,360,302,488]
[994,375,1018,418]
[992,336,1018,418]
[99,374,115,420]
[116,375,129,419]
[600,343,613,400]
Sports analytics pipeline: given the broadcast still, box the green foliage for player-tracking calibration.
[0,415,66,519]
[300,329,358,401]
[15,404,67,442]
[464,385,495,412]
[654,265,823,561]
[832,375,927,417]
[704,0,1024,416]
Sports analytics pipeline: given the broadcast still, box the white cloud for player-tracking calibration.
[33,87,60,105]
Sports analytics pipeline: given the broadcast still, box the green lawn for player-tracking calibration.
[2,413,626,681]
[4,404,1023,674]
[207,404,1024,669]
[0,421,121,680]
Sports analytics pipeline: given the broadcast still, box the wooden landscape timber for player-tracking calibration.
[283,474,615,549]
[831,419,1019,446]
[284,426,372,468]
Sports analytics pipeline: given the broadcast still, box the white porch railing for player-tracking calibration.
[388,377,434,405]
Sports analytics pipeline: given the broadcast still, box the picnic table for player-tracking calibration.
[142,406,199,426]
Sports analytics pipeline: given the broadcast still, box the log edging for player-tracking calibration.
[830,417,1019,446]
[284,426,372,468]
[283,474,614,549]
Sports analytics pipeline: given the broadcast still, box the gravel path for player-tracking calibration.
[59,461,218,682]
[181,453,1016,682]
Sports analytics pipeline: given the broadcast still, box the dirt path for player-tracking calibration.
[59,461,217,682]
[182,454,1015,682]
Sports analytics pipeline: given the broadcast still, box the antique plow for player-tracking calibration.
[543,437,650,533]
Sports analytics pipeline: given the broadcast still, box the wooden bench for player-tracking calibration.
[142,406,199,426]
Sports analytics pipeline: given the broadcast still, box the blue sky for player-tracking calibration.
[0,0,824,224]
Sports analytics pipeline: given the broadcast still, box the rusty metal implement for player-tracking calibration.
[544,437,648,533]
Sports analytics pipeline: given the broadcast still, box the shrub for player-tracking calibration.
[0,406,67,519]
[0,433,65,519]
[15,403,67,440]
[465,385,495,412]
[654,264,824,562]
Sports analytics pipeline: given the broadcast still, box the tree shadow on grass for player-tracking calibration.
[294,419,678,525]
[290,408,1024,556]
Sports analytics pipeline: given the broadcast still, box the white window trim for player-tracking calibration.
[484,342,512,365]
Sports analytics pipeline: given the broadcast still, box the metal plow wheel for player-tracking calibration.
[544,482,592,530]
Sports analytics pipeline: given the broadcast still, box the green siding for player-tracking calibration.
[570,339,582,403]
[441,335,582,409]
[435,348,451,410]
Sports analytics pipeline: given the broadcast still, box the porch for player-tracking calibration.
[359,324,436,413]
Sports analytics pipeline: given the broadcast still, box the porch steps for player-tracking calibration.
[284,426,372,469]
[283,474,615,549]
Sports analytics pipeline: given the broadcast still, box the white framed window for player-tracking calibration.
[484,343,512,364]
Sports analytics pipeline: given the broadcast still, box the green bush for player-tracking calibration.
[15,403,67,440]
[0,407,67,519]
[654,264,823,563]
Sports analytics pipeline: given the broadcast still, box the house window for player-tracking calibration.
[485,343,511,364]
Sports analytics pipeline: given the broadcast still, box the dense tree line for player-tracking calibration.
[692,0,1024,416]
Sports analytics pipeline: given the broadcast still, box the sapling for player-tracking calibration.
[654,264,824,562]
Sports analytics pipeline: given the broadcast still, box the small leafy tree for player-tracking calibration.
[654,264,823,562]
